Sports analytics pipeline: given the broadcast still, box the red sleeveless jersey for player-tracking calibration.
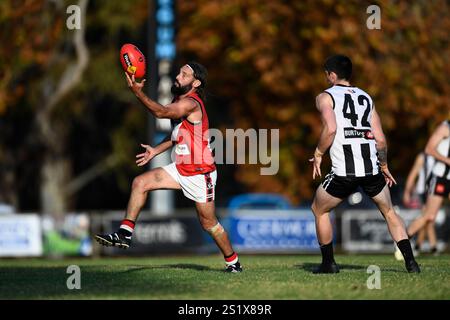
[171,92,216,176]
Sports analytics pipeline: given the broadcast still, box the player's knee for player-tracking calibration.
[425,215,436,223]
[311,202,321,216]
[198,216,211,229]
[384,207,396,217]
[132,176,147,192]
[384,208,401,223]
[205,221,225,237]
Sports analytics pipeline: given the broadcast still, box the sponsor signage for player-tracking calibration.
[0,214,43,257]
[341,209,448,252]
[101,213,205,255]
[228,209,321,252]
[344,127,374,139]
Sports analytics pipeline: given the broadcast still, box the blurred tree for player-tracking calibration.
[177,0,450,205]
[0,0,149,216]
[1,0,448,214]
[0,0,54,210]
[35,0,90,218]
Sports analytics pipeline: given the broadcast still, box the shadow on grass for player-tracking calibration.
[295,263,404,273]
[0,264,216,299]
[295,262,367,272]
[121,263,214,273]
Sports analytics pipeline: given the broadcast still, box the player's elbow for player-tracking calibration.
[155,109,179,119]
[375,137,387,149]
[327,125,337,137]
[154,109,168,119]
[424,144,434,156]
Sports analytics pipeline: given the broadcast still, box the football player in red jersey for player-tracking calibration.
[95,62,241,272]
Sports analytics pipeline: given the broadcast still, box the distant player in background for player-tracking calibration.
[406,120,450,255]
[395,151,436,260]
[309,54,420,273]
[95,62,242,272]
[403,152,435,209]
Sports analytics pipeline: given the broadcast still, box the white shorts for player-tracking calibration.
[162,162,217,203]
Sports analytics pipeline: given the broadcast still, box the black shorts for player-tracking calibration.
[427,175,450,197]
[419,193,427,204]
[322,171,386,199]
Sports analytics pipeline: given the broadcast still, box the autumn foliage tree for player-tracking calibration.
[177,0,450,204]
[0,0,149,215]
[0,0,448,213]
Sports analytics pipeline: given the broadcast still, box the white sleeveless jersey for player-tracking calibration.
[431,120,450,180]
[325,85,379,177]
[415,153,435,194]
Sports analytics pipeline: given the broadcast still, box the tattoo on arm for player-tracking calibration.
[377,147,387,165]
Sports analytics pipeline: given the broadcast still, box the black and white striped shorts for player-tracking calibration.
[427,175,450,197]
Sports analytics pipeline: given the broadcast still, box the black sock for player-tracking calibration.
[397,239,414,262]
[414,243,421,251]
[319,242,335,265]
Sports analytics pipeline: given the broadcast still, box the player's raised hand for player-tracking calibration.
[125,72,146,95]
[380,164,397,187]
[136,144,156,166]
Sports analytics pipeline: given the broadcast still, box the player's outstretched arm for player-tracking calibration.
[424,122,450,166]
[125,73,197,119]
[136,134,173,167]
[371,107,396,187]
[403,153,424,206]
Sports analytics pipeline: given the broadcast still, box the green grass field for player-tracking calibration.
[0,254,449,300]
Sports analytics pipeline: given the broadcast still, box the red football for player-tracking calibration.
[120,43,146,78]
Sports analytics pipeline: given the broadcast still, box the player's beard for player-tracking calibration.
[171,80,192,96]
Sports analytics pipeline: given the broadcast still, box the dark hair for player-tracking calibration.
[324,55,352,80]
[187,61,208,100]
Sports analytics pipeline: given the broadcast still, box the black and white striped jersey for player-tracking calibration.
[324,84,379,177]
[431,120,450,180]
[416,153,435,194]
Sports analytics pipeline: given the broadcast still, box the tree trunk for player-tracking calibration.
[41,154,72,221]
[0,159,18,212]
[36,0,89,219]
